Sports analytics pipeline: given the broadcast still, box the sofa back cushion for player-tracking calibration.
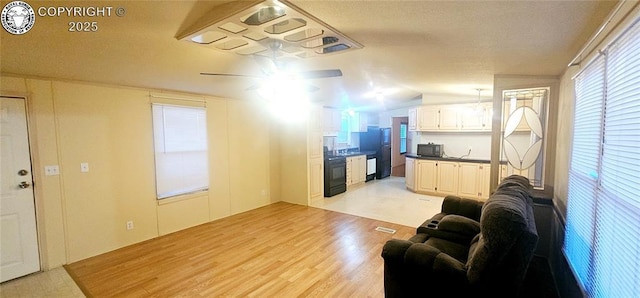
[465,175,538,295]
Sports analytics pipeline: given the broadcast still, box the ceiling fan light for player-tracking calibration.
[236,45,268,55]
[315,43,350,54]
[190,31,226,44]
[264,18,307,34]
[215,39,249,50]
[243,31,268,41]
[218,22,246,34]
[177,0,362,59]
[242,6,286,25]
[285,28,324,42]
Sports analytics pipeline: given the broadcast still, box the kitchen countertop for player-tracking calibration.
[405,154,494,164]
[325,151,376,160]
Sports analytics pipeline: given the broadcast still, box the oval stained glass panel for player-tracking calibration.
[504,107,524,137]
[503,139,522,169]
[521,139,543,170]
[524,107,544,138]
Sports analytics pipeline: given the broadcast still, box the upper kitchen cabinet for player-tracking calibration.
[460,102,492,130]
[438,106,459,130]
[408,103,491,132]
[323,108,342,136]
[408,106,439,131]
[408,108,417,131]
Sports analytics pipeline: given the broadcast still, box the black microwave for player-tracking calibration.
[417,143,444,157]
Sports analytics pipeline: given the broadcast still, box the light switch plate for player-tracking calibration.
[44,165,60,176]
[80,162,89,173]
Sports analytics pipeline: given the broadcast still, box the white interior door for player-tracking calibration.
[1,96,40,282]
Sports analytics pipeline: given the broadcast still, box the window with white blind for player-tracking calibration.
[152,104,209,199]
[564,18,640,297]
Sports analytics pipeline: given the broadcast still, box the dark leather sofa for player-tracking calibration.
[381,175,538,297]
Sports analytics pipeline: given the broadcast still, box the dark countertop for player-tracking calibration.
[405,154,493,164]
[325,151,377,159]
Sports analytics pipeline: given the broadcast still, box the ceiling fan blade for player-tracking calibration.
[297,69,343,79]
[200,72,265,79]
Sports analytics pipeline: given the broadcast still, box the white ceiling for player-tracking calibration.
[0,0,617,111]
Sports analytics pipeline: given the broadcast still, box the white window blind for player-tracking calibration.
[152,104,209,199]
[564,18,640,297]
[564,54,604,286]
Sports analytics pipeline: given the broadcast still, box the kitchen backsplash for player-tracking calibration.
[416,133,491,159]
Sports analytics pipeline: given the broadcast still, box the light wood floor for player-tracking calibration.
[65,202,415,297]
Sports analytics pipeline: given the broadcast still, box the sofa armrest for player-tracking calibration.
[441,195,484,221]
[381,239,414,263]
[417,214,480,245]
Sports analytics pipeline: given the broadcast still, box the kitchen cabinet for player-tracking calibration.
[438,107,459,130]
[406,157,416,190]
[350,112,368,132]
[479,164,491,199]
[408,108,417,131]
[458,162,492,200]
[416,159,437,193]
[409,103,492,132]
[407,157,492,200]
[323,108,342,135]
[346,155,366,186]
[417,106,439,131]
[458,162,481,198]
[459,103,492,130]
[436,161,458,195]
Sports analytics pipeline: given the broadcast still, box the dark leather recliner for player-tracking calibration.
[381,175,538,297]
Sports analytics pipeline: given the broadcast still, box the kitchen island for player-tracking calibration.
[405,154,496,200]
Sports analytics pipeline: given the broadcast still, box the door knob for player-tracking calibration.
[19,181,30,189]
[18,169,29,176]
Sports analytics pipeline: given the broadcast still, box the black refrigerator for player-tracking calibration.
[359,127,391,179]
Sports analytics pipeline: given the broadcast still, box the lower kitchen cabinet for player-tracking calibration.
[458,163,481,198]
[346,155,367,186]
[406,157,491,201]
[415,159,437,193]
[406,157,416,190]
[458,163,492,200]
[436,161,458,195]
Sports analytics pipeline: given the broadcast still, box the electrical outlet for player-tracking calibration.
[126,221,134,230]
[80,162,89,173]
[44,165,60,176]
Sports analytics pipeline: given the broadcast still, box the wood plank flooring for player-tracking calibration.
[65,202,415,297]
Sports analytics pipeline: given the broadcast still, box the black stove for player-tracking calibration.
[324,155,346,197]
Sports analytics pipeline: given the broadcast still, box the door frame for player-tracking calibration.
[2,93,45,273]
[391,116,409,177]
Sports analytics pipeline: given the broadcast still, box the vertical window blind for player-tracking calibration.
[564,18,640,297]
[152,104,209,199]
